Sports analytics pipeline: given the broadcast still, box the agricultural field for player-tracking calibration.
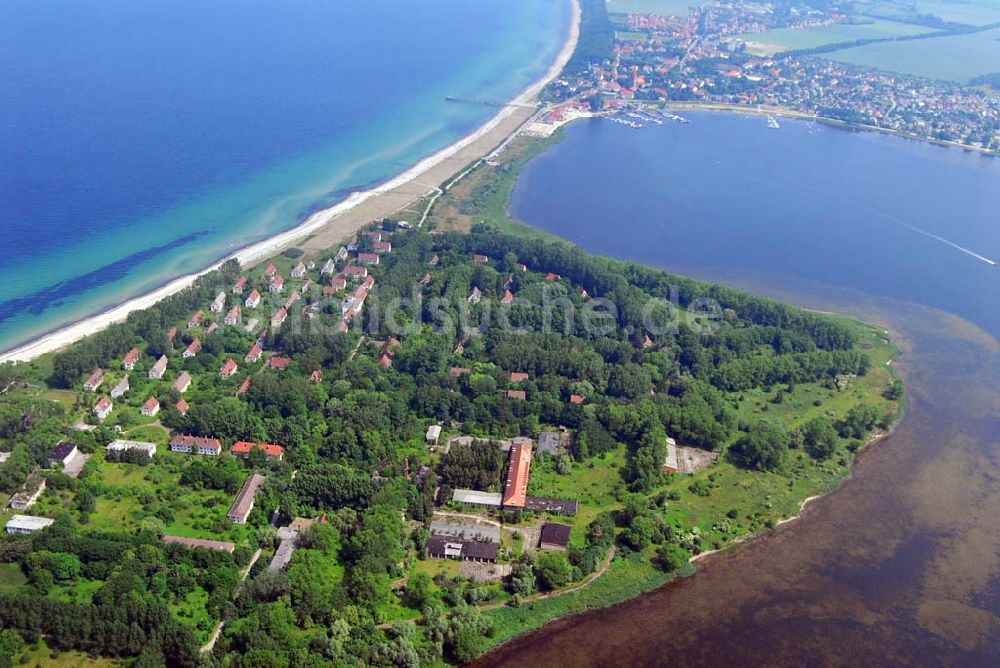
[735,19,934,56]
[863,0,1000,26]
[607,0,702,17]
[826,25,1000,82]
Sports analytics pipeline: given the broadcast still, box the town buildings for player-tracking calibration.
[227,474,265,524]
[48,442,79,468]
[93,396,113,421]
[9,477,46,510]
[83,369,104,392]
[231,441,285,460]
[149,355,168,379]
[170,435,222,456]
[5,515,55,534]
[107,439,157,459]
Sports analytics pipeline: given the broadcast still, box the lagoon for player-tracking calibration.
[511,113,1000,339]
[481,111,1000,666]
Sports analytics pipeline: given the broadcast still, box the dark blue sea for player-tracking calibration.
[510,113,1000,339]
[0,0,570,353]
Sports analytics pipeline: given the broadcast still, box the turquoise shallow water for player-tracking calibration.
[0,0,571,354]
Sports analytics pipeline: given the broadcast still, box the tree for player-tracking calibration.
[802,416,838,459]
[655,544,690,573]
[838,404,881,439]
[449,624,485,665]
[506,561,535,596]
[535,552,572,590]
[728,421,789,472]
[403,572,432,610]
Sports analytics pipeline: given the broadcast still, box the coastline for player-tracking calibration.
[659,101,1000,156]
[0,0,581,365]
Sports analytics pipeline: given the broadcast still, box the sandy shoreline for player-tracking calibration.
[0,0,580,365]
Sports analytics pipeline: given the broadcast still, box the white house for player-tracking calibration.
[210,291,226,312]
[5,515,55,534]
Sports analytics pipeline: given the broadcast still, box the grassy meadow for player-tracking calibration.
[736,19,933,55]
[826,25,1000,82]
[606,0,702,16]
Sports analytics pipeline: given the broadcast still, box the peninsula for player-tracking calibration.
[0,1,910,666]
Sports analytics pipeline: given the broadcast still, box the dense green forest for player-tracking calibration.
[0,224,900,666]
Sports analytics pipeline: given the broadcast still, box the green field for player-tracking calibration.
[736,19,933,55]
[865,0,1000,26]
[827,25,1000,81]
[616,30,653,40]
[607,0,701,16]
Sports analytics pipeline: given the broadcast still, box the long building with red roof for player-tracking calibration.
[502,441,532,508]
[231,441,285,461]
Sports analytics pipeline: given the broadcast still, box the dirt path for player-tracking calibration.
[480,546,617,611]
[200,547,263,653]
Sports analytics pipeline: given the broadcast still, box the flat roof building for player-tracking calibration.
[426,535,497,563]
[107,439,156,458]
[540,522,572,551]
[9,477,46,510]
[161,535,235,553]
[430,521,501,543]
[5,515,55,534]
[452,489,502,507]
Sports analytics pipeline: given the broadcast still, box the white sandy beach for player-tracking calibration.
[0,0,581,365]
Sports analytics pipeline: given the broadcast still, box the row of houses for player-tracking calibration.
[169,435,285,461]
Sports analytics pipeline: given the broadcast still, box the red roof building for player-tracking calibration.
[173,371,192,393]
[510,372,529,383]
[358,252,379,266]
[83,369,104,392]
[93,396,113,421]
[188,310,204,328]
[309,369,323,384]
[123,347,140,370]
[225,305,242,326]
[245,343,263,363]
[506,389,526,400]
[232,276,247,294]
[231,441,285,460]
[237,375,251,395]
[569,394,585,405]
[474,254,489,264]
[264,263,277,277]
[220,358,238,379]
[183,339,202,358]
[141,396,160,417]
[175,399,189,416]
[343,265,368,280]
[269,356,291,370]
[245,289,261,308]
[502,441,532,508]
